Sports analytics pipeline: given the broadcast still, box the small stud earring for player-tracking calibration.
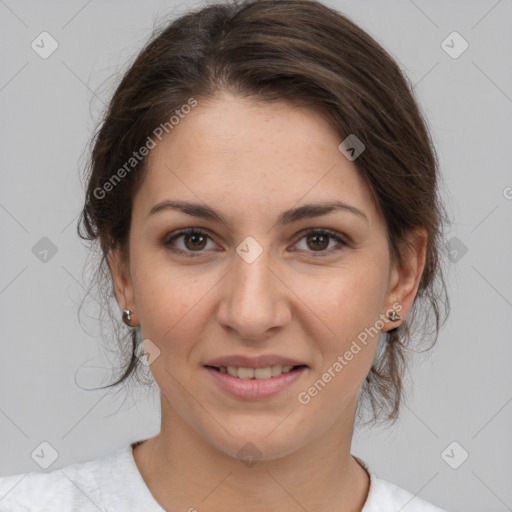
[388,311,401,322]
[122,309,133,327]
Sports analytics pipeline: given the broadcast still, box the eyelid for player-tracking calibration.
[292,228,349,256]
[163,227,219,257]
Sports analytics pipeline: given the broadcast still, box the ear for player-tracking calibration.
[107,247,139,327]
[382,227,428,332]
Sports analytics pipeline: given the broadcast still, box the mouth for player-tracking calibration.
[203,364,309,400]
[204,364,308,379]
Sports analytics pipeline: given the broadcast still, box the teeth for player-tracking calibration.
[221,365,296,379]
[255,367,272,379]
[238,367,256,379]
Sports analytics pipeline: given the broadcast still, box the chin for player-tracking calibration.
[206,422,305,464]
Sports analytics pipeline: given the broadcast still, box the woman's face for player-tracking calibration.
[110,91,424,461]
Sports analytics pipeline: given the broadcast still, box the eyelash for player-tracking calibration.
[163,227,348,258]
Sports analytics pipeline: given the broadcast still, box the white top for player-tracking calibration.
[0,441,446,511]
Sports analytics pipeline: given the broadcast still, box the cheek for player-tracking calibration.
[308,262,389,341]
[303,259,388,393]
[298,274,384,414]
[131,258,211,348]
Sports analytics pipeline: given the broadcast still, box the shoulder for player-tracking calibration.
[0,446,128,511]
[365,477,447,511]
[355,457,447,512]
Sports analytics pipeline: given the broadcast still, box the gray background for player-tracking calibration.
[1,1,511,511]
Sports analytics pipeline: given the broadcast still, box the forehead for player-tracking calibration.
[135,92,380,229]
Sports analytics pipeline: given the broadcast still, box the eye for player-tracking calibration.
[163,227,348,258]
[163,228,217,257]
[293,228,348,257]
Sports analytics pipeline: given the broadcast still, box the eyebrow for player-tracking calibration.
[147,200,368,226]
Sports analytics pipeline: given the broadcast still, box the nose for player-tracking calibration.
[216,243,291,341]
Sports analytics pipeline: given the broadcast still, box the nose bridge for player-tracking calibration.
[218,237,286,338]
[235,247,273,298]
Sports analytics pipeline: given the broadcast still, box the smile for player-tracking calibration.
[206,364,306,379]
[204,365,308,400]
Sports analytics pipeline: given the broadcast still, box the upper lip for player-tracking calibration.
[203,355,308,369]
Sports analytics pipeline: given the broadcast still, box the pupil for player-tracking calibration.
[308,233,328,251]
[186,234,206,250]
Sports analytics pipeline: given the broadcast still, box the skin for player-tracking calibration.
[108,90,427,512]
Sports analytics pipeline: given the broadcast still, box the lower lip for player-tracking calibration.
[204,366,308,400]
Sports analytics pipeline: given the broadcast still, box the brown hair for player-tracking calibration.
[77,0,450,425]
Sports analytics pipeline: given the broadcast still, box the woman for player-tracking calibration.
[0,0,450,510]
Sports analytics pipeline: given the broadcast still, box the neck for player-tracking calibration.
[133,395,370,512]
